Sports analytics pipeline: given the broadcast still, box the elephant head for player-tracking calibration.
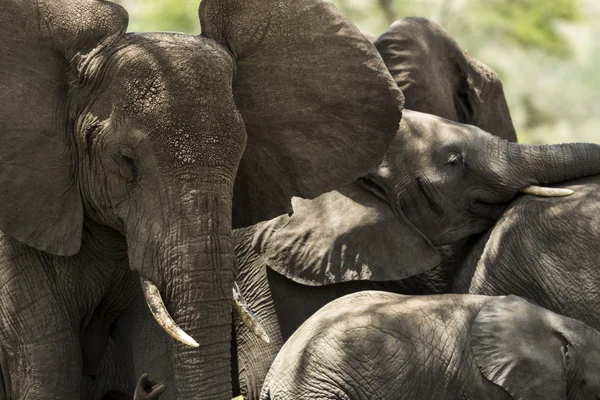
[0,0,402,397]
[253,110,600,286]
[473,295,600,399]
[375,17,518,142]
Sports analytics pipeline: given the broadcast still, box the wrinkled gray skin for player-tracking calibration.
[0,0,402,399]
[452,174,600,331]
[375,17,518,142]
[261,292,600,400]
[232,109,600,398]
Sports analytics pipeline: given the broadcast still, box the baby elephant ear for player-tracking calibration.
[472,295,569,400]
[252,182,440,286]
[0,0,127,255]
[200,0,403,228]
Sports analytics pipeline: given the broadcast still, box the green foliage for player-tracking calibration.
[114,0,200,33]
[476,0,582,58]
[109,0,598,144]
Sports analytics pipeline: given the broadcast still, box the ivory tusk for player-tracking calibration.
[140,278,199,348]
[232,282,271,344]
[519,185,574,197]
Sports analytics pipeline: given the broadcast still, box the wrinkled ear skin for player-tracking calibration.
[472,295,569,400]
[0,0,127,256]
[375,17,459,122]
[252,181,440,286]
[375,17,518,142]
[200,0,404,228]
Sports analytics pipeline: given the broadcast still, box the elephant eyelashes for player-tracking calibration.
[445,152,464,166]
[120,150,138,181]
[84,123,102,154]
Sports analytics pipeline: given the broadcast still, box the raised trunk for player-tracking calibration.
[509,141,600,185]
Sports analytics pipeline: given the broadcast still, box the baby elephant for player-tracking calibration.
[261,292,600,400]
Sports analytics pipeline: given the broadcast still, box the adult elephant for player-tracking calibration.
[375,17,518,142]
[452,174,600,331]
[261,292,600,400]
[232,109,600,398]
[0,0,402,398]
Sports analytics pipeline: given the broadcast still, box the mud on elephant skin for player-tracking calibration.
[0,0,403,398]
[262,292,600,400]
[453,174,600,332]
[375,17,518,142]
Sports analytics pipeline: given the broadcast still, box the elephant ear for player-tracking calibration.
[200,0,403,228]
[251,181,440,286]
[472,295,569,400]
[375,17,517,142]
[0,0,128,256]
[374,17,460,121]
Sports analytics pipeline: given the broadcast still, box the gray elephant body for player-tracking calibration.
[0,0,402,398]
[0,227,137,399]
[453,174,600,331]
[233,226,450,398]
[231,108,600,397]
[261,292,600,400]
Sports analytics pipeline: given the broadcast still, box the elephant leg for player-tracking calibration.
[3,335,82,399]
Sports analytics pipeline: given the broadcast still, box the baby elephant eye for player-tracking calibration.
[445,152,464,166]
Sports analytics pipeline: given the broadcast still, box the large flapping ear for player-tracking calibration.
[472,295,569,400]
[375,17,518,142]
[374,17,460,121]
[251,182,440,286]
[200,0,403,228]
[463,55,518,142]
[0,0,127,256]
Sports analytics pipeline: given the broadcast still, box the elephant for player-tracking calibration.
[261,291,600,400]
[230,109,600,398]
[452,174,600,332]
[375,17,518,142]
[0,0,403,398]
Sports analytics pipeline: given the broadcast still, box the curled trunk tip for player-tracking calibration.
[233,283,271,344]
[519,185,574,197]
[141,278,200,348]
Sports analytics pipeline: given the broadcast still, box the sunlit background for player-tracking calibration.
[114,0,600,144]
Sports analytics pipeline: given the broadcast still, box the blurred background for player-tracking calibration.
[114,0,600,144]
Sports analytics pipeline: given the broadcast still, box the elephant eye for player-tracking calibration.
[120,149,138,180]
[445,152,464,166]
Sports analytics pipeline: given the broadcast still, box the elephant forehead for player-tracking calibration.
[394,110,473,155]
[109,33,246,171]
[112,33,234,115]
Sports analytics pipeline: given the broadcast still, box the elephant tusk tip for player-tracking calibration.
[179,334,200,348]
[519,185,574,197]
[140,278,200,348]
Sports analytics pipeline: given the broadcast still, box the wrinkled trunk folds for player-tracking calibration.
[162,192,234,400]
[509,141,600,186]
[131,184,236,400]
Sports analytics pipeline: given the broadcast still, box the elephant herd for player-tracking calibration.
[1,0,599,399]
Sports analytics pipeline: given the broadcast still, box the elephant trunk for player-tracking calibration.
[134,186,236,400]
[165,192,234,400]
[509,141,600,189]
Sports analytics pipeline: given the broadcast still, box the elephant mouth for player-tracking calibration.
[469,198,509,222]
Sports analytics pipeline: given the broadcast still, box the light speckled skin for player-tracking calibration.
[261,292,600,400]
[0,0,403,399]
